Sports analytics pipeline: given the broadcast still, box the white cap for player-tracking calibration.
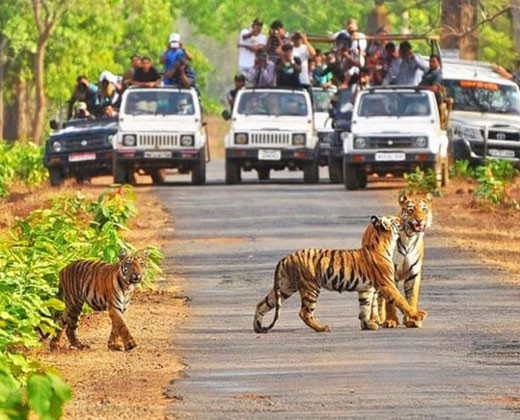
[169,32,181,48]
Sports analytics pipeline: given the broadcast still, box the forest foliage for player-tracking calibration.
[0,1,517,139]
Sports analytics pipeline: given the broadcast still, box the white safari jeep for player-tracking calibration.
[342,86,449,190]
[114,86,207,185]
[223,87,319,184]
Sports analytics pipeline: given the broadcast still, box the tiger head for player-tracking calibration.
[399,194,433,234]
[370,216,403,237]
[118,248,149,284]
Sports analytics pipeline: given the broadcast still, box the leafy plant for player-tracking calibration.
[473,159,519,207]
[450,159,475,179]
[403,166,442,196]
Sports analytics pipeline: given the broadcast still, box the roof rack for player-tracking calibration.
[366,86,423,93]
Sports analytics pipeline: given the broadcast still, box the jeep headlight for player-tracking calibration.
[292,133,306,146]
[123,134,137,146]
[354,137,367,149]
[234,133,248,145]
[414,136,428,148]
[52,140,62,152]
[454,125,483,141]
[180,135,194,146]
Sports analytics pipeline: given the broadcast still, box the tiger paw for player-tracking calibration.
[410,309,428,321]
[70,342,90,350]
[404,319,422,328]
[382,319,399,328]
[360,320,379,331]
[124,341,137,351]
[108,342,124,351]
[315,324,331,332]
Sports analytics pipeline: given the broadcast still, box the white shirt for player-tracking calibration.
[293,44,312,85]
[238,28,267,71]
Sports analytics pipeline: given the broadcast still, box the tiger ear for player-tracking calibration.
[118,248,128,260]
[425,193,433,203]
[398,194,408,206]
[142,248,150,258]
[370,215,381,228]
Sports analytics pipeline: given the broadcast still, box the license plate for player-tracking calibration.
[488,149,515,158]
[258,149,281,160]
[144,151,172,159]
[375,152,406,161]
[68,152,96,162]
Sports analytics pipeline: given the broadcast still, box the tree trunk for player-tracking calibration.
[32,36,47,144]
[459,0,478,60]
[15,80,29,143]
[441,0,479,59]
[0,37,6,141]
[511,0,520,55]
[366,2,390,35]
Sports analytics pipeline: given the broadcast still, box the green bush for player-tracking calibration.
[0,185,163,419]
[403,167,442,196]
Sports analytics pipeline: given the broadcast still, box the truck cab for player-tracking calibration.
[223,87,319,184]
[114,86,207,185]
[342,86,449,190]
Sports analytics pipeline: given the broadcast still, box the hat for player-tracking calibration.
[169,32,181,48]
[76,102,87,111]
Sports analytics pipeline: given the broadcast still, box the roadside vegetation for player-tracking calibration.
[0,144,163,419]
[404,159,520,210]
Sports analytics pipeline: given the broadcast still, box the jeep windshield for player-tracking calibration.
[124,90,195,115]
[357,91,431,117]
[444,80,520,115]
[311,88,333,112]
[237,91,309,116]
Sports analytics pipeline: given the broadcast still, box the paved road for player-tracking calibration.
[156,162,520,419]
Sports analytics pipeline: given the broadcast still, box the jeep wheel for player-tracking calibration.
[257,168,270,180]
[191,150,206,185]
[151,169,166,184]
[358,168,368,189]
[303,160,319,184]
[225,158,241,185]
[49,168,64,187]
[328,156,343,184]
[114,159,131,184]
[343,160,360,190]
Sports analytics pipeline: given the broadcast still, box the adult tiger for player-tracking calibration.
[362,194,432,328]
[50,248,149,351]
[253,215,428,333]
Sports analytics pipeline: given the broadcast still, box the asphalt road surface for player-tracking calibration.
[156,162,520,419]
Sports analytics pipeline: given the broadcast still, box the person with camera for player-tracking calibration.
[266,20,289,64]
[238,18,267,75]
[275,43,302,88]
[164,55,197,89]
[68,75,99,119]
[161,32,193,86]
[131,56,161,87]
[246,49,276,88]
[290,32,316,88]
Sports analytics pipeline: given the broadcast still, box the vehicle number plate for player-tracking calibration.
[258,149,281,160]
[68,152,96,162]
[488,149,515,158]
[375,152,406,161]
[144,151,172,159]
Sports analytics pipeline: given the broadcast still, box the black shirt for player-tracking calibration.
[133,66,161,83]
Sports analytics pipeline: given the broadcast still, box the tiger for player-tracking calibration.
[361,194,433,328]
[253,215,428,333]
[50,248,149,351]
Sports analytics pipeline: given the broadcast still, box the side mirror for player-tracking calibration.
[49,119,59,130]
[221,109,231,121]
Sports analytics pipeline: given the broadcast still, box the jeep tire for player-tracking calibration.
[303,160,319,184]
[328,156,343,184]
[49,167,64,187]
[114,159,131,184]
[191,150,206,185]
[343,160,360,190]
[225,158,241,185]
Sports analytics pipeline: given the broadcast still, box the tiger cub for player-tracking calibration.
[253,215,428,333]
[362,194,432,328]
[50,248,149,351]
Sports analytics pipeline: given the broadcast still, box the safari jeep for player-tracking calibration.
[223,87,319,184]
[44,116,117,186]
[342,86,449,190]
[114,86,207,185]
[442,58,520,165]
